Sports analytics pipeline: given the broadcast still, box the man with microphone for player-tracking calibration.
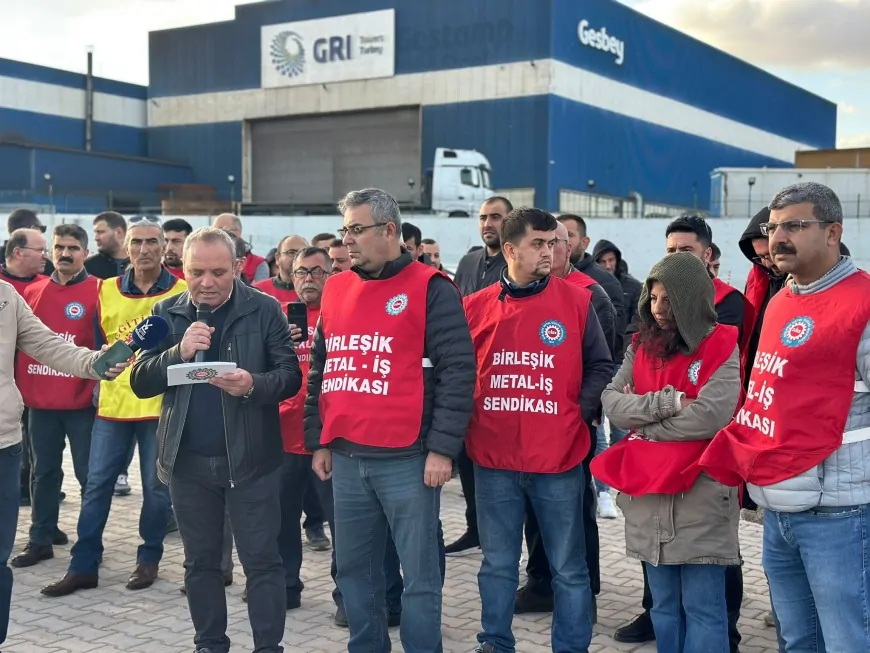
[130,227,301,653]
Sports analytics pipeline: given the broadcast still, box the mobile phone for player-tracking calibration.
[92,340,135,379]
[287,302,308,338]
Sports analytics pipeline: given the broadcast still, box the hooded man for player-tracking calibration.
[592,240,642,347]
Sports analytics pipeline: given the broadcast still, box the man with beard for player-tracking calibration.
[163,219,193,279]
[85,212,128,280]
[447,196,512,556]
[421,239,443,271]
[328,239,353,274]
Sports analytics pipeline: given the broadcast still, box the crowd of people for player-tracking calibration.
[0,180,865,653]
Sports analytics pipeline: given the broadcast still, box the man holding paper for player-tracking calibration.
[130,226,301,653]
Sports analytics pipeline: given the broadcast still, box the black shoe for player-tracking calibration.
[388,610,401,628]
[11,543,53,568]
[514,585,554,614]
[334,604,348,628]
[305,525,331,552]
[52,529,69,546]
[287,593,301,610]
[444,531,480,556]
[59,491,66,503]
[614,611,656,643]
[591,595,598,625]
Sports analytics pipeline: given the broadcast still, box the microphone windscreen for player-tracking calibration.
[130,315,171,351]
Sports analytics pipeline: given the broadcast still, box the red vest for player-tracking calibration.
[741,265,771,371]
[713,276,755,357]
[253,277,299,304]
[564,269,597,289]
[243,252,266,281]
[279,304,320,454]
[700,272,870,487]
[465,277,592,473]
[1,268,47,295]
[16,276,100,410]
[317,262,442,448]
[166,265,185,280]
[590,324,738,495]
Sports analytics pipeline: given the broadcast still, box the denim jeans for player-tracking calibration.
[28,408,94,546]
[69,418,171,574]
[763,505,870,652]
[278,453,311,601]
[0,443,22,645]
[332,452,444,653]
[313,472,410,613]
[301,468,325,530]
[646,563,728,653]
[475,463,592,653]
[171,454,285,653]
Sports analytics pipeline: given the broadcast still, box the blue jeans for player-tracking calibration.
[28,408,93,545]
[763,505,870,652]
[332,452,444,653]
[0,443,22,645]
[69,418,171,574]
[646,563,728,653]
[475,463,591,653]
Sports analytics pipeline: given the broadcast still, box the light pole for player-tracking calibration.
[228,175,236,211]
[44,173,54,216]
[747,176,756,219]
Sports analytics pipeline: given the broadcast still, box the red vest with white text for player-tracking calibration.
[741,266,772,371]
[243,252,266,282]
[464,277,591,473]
[253,277,299,304]
[713,276,755,356]
[317,262,442,448]
[16,276,100,410]
[564,269,597,289]
[1,268,46,296]
[700,271,870,487]
[590,324,737,495]
[279,304,320,454]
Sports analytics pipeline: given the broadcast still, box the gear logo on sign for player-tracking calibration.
[780,316,814,348]
[64,301,85,320]
[539,320,566,347]
[385,293,408,316]
[186,367,219,381]
[271,31,306,78]
[688,360,702,385]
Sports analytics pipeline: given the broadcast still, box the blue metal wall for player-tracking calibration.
[546,96,787,211]
[149,0,551,97]
[550,0,836,147]
[149,122,243,190]
[0,108,146,157]
[0,58,147,99]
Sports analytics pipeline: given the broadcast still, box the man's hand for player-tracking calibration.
[180,321,214,361]
[98,344,132,380]
[209,369,254,397]
[623,384,634,394]
[680,395,695,409]
[289,325,303,346]
[424,452,453,488]
[312,449,332,481]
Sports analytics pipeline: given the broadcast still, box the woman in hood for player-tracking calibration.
[592,252,742,653]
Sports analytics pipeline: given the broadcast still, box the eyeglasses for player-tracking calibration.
[280,249,301,258]
[759,220,829,236]
[293,267,328,279]
[20,246,49,255]
[128,215,161,226]
[338,224,381,238]
[752,253,773,265]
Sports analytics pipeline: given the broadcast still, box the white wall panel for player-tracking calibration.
[0,75,146,128]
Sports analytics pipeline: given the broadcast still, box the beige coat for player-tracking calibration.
[0,280,101,449]
[601,343,742,566]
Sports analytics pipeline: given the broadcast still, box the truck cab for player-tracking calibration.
[421,148,493,217]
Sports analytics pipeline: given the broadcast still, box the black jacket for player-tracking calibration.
[453,247,506,297]
[574,253,626,360]
[84,252,129,280]
[591,239,643,340]
[569,272,617,361]
[304,252,477,460]
[130,280,302,485]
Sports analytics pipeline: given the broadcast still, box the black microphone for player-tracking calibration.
[195,304,212,364]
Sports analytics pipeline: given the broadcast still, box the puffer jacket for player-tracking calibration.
[0,280,102,449]
[601,344,742,566]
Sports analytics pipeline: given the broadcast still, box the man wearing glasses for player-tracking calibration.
[252,235,307,303]
[0,209,54,276]
[702,182,870,652]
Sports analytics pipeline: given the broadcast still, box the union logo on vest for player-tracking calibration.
[385,293,408,316]
[539,320,566,347]
[780,316,814,348]
[688,360,702,385]
[64,301,86,320]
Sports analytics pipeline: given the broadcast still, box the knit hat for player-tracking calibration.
[637,252,717,354]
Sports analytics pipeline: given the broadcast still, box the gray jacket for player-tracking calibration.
[748,257,870,512]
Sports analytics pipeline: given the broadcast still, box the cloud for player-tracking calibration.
[837,132,870,148]
[631,0,870,69]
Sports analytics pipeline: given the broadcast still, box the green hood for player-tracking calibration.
[638,252,717,354]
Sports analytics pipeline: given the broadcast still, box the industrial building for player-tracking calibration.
[1,0,839,215]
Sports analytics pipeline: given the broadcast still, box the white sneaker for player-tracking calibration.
[598,491,618,519]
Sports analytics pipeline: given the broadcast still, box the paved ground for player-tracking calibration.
[4,456,779,653]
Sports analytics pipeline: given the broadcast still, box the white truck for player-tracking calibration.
[709,167,870,218]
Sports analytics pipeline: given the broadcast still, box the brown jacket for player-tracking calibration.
[0,280,101,449]
[601,343,742,566]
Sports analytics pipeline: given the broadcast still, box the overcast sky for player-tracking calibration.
[0,0,867,147]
